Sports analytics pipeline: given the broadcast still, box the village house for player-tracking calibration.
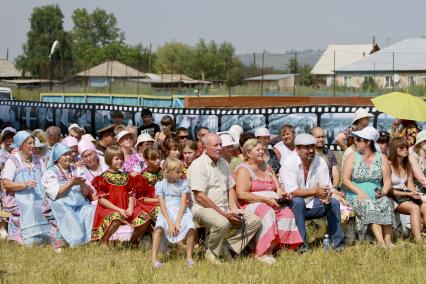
[335,38,426,89]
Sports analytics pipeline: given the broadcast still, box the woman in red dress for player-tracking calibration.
[91,146,152,244]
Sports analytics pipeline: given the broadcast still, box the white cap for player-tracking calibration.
[34,137,46,148]
[352,126,380,151]
[352,108,374,124]
[116,130,133,142]
[135,133,155,148]
[68,123,82,132]
[294,133,317,146]
[228,125,244,143]
[81,134,96,142]
[220,133,239,147]
[352,126,379,141]
[415,130,426,147]
[254,127,270,137]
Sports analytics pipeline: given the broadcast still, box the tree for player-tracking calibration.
[154,41,193,75]
[16,5,73,79]
[71,8,125,69]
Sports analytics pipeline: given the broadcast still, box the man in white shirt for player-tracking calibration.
[280,133,344,251]
[188,133,261,263]
[273,124,295,165]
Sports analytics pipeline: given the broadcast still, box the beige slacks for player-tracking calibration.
[193,208,261,257]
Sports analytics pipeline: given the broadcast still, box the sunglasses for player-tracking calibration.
[354,137,366,142]
[179,135,188,139]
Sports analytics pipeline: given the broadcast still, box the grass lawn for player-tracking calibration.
[1,239,425,284]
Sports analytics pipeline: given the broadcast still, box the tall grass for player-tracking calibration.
[0,239,425,284]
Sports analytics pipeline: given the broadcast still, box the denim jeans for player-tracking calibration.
[290,197,345,249]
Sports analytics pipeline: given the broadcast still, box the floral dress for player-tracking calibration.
[133,168,161,220]
[345,152,396,239]
[123,152,144,174]
[91,170,151,241]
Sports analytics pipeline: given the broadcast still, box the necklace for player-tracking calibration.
[56,165,72,181]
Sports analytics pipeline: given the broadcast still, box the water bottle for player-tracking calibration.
[323,234,330,251]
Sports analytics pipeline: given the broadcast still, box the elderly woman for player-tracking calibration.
[1,131,52,245]
[42,143,95,249]
[343,126,395,247]
[62,136,79,163]
[254,127,280,174]
[235,138,303,264]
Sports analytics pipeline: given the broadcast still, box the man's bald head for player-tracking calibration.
[310,127,325,148]
[202,133,222,162]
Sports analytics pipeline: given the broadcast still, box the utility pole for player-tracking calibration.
[333,50,336,96]
[293,51,297,96]
[260,50,265,96]
[148,43,152,73]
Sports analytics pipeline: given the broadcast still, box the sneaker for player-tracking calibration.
[0,229,7,240]
[205,249,221,264]
[54,248,63,254]
[256,255,276,265]
[185,259,195,267]
[153,261,162,269]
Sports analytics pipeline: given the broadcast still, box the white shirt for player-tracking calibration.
[279,151,331,208]
[274,141,295,165]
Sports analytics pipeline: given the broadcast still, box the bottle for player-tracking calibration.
[323,234,330,251]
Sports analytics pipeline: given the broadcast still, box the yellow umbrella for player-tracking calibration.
[371,92,426,121]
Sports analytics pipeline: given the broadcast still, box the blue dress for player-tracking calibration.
[154,179,195,243]
[42,166,95,247]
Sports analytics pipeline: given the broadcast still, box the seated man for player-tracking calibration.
[188,133,261,263]
[280,133,344,252]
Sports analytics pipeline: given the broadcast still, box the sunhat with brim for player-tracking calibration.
[116,130,133,143]
[414,130,426,147]
[34,137,46,148]
[352,126,380,152]
[352,108,374,124]
[294,133,317,146]
[1,127,17,136]
[220,133,239,147]
[11,131,32,149]
[81,134,96,142]
[254,127,270,137]
[228,125,244,143]
[62,136,79,148]
[68,123,82,133]
[47,143,71,169]
[135,133,155,149]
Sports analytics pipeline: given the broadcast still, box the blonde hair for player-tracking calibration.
[104,145,124,167]
[242,138,261,161]
[162,157,183,180]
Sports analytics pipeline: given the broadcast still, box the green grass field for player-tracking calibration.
[1,239,425,284]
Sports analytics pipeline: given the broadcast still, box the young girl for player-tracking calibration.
[155,115,175,145]
[91,146,152,244]
[182,140,198,179]
[162,138,182,161]
[152,157,196,268]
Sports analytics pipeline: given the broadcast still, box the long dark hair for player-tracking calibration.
[389,137,410,175]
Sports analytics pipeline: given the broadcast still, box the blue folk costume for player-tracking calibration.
[42,143,95,248]
[1,131,51,245]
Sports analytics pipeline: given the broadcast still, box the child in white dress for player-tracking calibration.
[151,157,196,268]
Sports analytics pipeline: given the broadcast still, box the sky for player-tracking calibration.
[1,0,426,60]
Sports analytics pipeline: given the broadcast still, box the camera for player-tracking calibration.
[276,197,290,207]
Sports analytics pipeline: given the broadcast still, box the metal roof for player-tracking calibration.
[311,44,375,75]
[244,74,298,81]
[336,38,426,72]
[76,60,143,77]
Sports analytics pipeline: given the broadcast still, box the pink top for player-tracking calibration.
[236,163,277,192]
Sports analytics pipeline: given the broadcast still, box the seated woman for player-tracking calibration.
[42,143,95,249]
[409,130,426,199]
[1,131,52,245]
[235,139,303,264]
[91,146,152,245]
[342,126,395,247]
[61,136,79,163]
[182,140,198,179]
[388,138,426,242]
